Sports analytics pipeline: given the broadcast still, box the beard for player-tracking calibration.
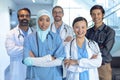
[19,19,29,26]
[54,16,62,22]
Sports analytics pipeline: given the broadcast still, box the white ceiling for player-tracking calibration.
[13,0,55,5]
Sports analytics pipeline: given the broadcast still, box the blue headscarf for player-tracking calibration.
[36,9,51,42]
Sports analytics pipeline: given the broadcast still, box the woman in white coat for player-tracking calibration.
[64,17,102,80]
[5,8,33,80]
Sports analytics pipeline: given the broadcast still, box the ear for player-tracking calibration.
[102,14,105,19]
[62,12,64,17]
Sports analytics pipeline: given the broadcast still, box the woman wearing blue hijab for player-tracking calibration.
[23,9,65,80]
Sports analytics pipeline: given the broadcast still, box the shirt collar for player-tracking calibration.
[93,23,105,31]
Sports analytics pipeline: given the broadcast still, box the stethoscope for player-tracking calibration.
[88,40,99,54]
[18,29,24,39]
[18,27,33,39]
[63,24,67,33]
[51,23,68,41]
[50,23,68,33]
[69,39,99,57]
[36,32,54,57]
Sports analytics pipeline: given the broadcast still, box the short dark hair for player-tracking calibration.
[52,6,64,14]
[90,5,105,15]
[17,8,31,18]
[72,17,88,27]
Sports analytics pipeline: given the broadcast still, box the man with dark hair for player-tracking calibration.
[5,8,34,80]
[86,5,115,80]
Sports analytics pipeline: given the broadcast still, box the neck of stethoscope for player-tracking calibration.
[18,29,24,38]
[18,27,33,38]
[36,32,53,57]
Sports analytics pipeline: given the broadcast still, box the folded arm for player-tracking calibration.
[24,53,64,67]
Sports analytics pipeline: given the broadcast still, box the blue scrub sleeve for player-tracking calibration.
[53,35,66,58]
[23,37,31,59]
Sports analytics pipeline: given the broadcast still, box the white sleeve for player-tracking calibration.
[5,32,23,57]
[67,52,102,72]
[66,25,74,37]
[69,27,74,37]
[77,41,102,68]
[78,53,102,68]
[32,56,63,67]
[66,65,88,72]
[31,54,52,63]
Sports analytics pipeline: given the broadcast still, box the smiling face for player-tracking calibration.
[91,9,104,26]
[18,10,30,26]
[38,15,50,31]
[52,7,64,22]
[73,20,87,39]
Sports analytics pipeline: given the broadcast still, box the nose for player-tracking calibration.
[94,14,98,18]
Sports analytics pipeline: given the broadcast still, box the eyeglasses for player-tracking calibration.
[19,14,30,18]
[53,11,63,15]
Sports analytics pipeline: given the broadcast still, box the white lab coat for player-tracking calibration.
[51,22,74,45]
[64,38,102,80]
[5,25,34,80]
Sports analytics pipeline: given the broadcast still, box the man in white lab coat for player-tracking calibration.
[5,8,34,80]
[51,6,74,45]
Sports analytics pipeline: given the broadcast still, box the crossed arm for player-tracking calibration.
[24,51,63,67]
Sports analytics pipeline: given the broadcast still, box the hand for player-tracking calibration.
[29,51,35,57]
[91,54,98,59]
[24,57,33,66]
[64,59,78,68]
[51,56,56,60]
[64,36,72,42]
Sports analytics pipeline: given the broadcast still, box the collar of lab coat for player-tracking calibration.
[70,37,93,59]
[51,22,65,33]
[16,25,33,36]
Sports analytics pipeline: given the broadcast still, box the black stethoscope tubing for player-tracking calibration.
[50,23,67,33]
[69,39,99,58]
[18,27,33,39]
[35,32,53,57]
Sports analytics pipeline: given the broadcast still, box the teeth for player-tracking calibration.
[78,32,84,35]
[23,20,27,22]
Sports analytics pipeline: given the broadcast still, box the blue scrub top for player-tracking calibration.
[77,41,89,80]
[23,31,65,80]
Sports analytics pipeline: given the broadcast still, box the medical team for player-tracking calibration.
[5,5,115,80]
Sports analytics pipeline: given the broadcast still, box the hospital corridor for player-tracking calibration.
[0,0,120,80]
